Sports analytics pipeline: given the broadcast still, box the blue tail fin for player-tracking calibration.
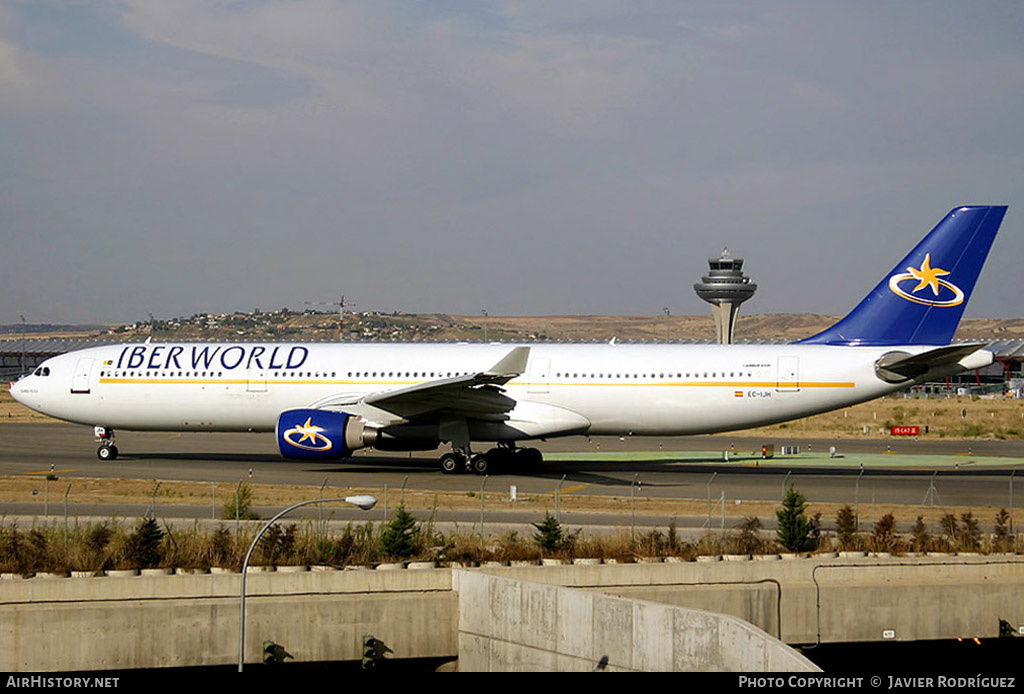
[798,205,1007,346]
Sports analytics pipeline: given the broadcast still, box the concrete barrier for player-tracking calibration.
[475,554,1024,645]
[0,569,456,671]
[2,555,1023,671]
[453,570,818,672]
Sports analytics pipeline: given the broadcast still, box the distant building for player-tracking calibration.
[694,250,757,344]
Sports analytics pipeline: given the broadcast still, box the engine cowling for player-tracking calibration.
[276,409,377,460]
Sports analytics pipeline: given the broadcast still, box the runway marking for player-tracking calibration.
[21,469,78,476]
[557,484,589,495]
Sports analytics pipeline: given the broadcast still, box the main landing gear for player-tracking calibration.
[438,445,543,475]
[94,426,118,461]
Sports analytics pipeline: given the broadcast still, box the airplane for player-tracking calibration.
[9,205,1008,474]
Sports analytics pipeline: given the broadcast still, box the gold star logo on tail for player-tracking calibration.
[907,254,950,296]
[888,254,964,307]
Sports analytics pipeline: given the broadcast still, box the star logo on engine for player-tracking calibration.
[283,416,333,451]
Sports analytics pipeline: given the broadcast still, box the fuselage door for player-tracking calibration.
[246,369,268,393]
[776,356,800,392]
[71,358,94,394]
[527,358,550,394]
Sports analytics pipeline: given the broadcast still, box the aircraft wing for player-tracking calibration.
[362,346,530,419]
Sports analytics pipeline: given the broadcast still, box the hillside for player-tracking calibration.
[3,312,1024,343]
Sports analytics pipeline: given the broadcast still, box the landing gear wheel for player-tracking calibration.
[471,453,489,475]
[97,444,119,461]
[440,452,464,475]
[515,447,543,470]
[483,448,513,474]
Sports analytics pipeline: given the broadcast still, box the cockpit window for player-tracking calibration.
[33,367,51,377]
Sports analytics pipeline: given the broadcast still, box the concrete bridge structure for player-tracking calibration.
[1,554,1022,672]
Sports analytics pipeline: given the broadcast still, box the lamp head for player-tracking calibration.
[345,495,378,511]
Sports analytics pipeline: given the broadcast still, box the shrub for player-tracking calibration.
[72,522,115,571]
[634,528,666,558]
[835,505,859,550]
[940,513,959,545]
[911,515,929,552]
[993,509,1012,551]
[959,512,981,551]
[734,516,764,554]
[0,525,25,572]
[258,524,299,565]
[871,514,897,551]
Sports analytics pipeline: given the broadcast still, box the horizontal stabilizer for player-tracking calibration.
[875,343,992,383]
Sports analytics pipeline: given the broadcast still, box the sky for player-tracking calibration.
[2,1,1023,325]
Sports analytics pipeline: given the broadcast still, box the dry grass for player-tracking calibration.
[714,394,1024,441]
[0,473,1017,539]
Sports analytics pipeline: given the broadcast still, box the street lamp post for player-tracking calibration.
[238,495,377,672]
[19,315,26,376]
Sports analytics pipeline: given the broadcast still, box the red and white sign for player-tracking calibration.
[890,426,920,436]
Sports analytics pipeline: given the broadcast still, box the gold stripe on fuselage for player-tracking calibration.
[99,378,855,389]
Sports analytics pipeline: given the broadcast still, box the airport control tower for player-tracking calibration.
[693,250,757,344]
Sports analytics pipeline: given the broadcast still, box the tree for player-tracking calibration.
[532,512,565,552]
[124,518,164,569]
[379,504,419,559]
[776,485,818,552]
[222,483,259,520]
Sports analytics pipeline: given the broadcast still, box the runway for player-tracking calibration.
[1,424,1022,526]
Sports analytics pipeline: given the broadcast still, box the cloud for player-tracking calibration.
[2,2,1024,323]
[0,39,26,85]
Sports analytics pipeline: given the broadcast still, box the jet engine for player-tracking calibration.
[276,409,378,460]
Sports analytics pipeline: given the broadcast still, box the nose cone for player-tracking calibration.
[9,364,51,414]
[9,375,28,404]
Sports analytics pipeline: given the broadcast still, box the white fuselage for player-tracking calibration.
[9,341,947,441]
